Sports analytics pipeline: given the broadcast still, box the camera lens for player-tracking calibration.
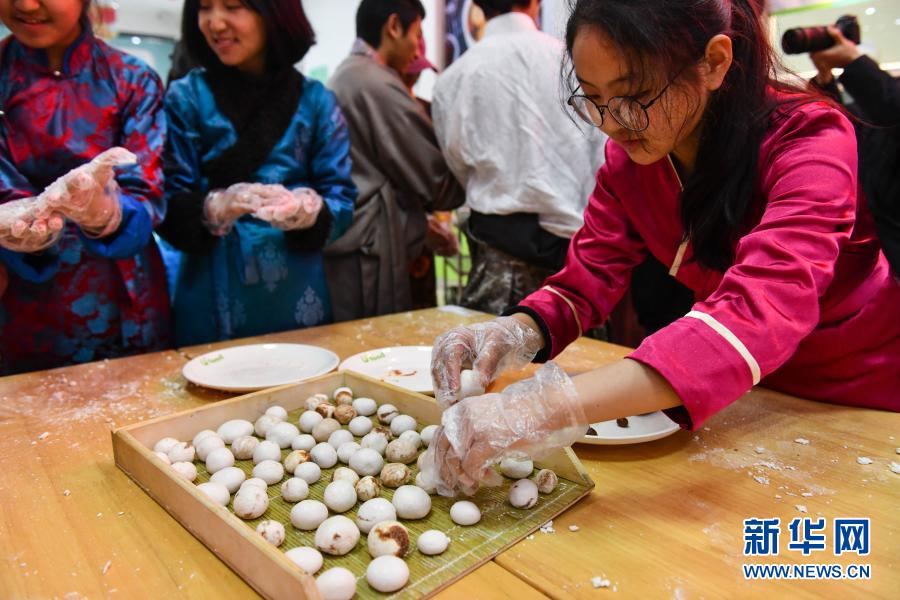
[780,15,860,55]
[781,26,833,54]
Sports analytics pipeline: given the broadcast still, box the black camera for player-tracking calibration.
[781,14,861,55]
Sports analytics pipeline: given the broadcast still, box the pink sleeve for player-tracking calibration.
[629,105,858,430]
[518,155,647,358]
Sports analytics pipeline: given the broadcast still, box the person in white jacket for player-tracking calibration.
[432,0,606,314]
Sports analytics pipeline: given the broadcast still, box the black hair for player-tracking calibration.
[473,0,533,19]
[77,0,101,35]
[565,0,822,271]
[356,0,426,49]
[182,0,315,72]
[80,0,92,28]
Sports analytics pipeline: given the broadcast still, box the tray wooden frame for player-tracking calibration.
[112,371,594,599]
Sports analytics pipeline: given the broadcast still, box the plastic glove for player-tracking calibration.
[202,182,275,236]
[254,187,323,231]
[419,362,587,497]
[425,214,459,257]
[43,147,136,237]
[430,316,544,410]
[0,196,65,253]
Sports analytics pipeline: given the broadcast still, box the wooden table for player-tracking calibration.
[1,307,896,599]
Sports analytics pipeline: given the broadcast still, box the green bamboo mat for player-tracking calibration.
[192,404,590,598]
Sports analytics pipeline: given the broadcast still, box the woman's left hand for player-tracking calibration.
[254,187,323,231]
[419,362,588,497]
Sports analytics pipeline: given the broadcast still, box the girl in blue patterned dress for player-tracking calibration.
[158,0,356,346]
[0,0,170,374]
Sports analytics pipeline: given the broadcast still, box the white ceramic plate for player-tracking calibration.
[580,411,681,445]
[183,343,340,392]
[339,346,433,394]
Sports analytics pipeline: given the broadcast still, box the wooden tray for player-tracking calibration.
[112,371,594,599]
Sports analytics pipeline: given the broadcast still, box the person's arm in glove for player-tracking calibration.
[430,314,545,410]
[0,196,65,253]
[421,359,682,496]
[422,362,587,496]
[254,186,323,231]
[202,182,273,236]
[43,147,137,238]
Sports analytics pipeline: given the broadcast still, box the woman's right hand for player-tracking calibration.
[0,200,65,253]
[421,361,586,496]
[430,314,545,410]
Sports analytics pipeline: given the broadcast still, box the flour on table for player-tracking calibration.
[591,577,611,589]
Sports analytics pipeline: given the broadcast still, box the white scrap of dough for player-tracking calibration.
[795,504,807,513]
[459,369,485,399]
[754,447,766,454]
[794,438,810,445]
[591,577,610,588]
[889,462,900,474]
[856,456,873,465]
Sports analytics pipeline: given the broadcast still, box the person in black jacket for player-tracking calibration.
[810,26,900,276]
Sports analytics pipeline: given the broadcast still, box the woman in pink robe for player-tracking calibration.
[422,0,899,497]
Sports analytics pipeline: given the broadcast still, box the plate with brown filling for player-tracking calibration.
[580,412,681,445]
[339,346,433,394]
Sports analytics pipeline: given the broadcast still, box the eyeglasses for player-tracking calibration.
[567,77,676,132]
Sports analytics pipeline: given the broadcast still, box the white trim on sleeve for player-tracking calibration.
[685,310,761,385]
[541,285,583,334]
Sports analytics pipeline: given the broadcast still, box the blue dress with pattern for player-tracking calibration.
[0,32,170,374]
[163,69,356,346]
